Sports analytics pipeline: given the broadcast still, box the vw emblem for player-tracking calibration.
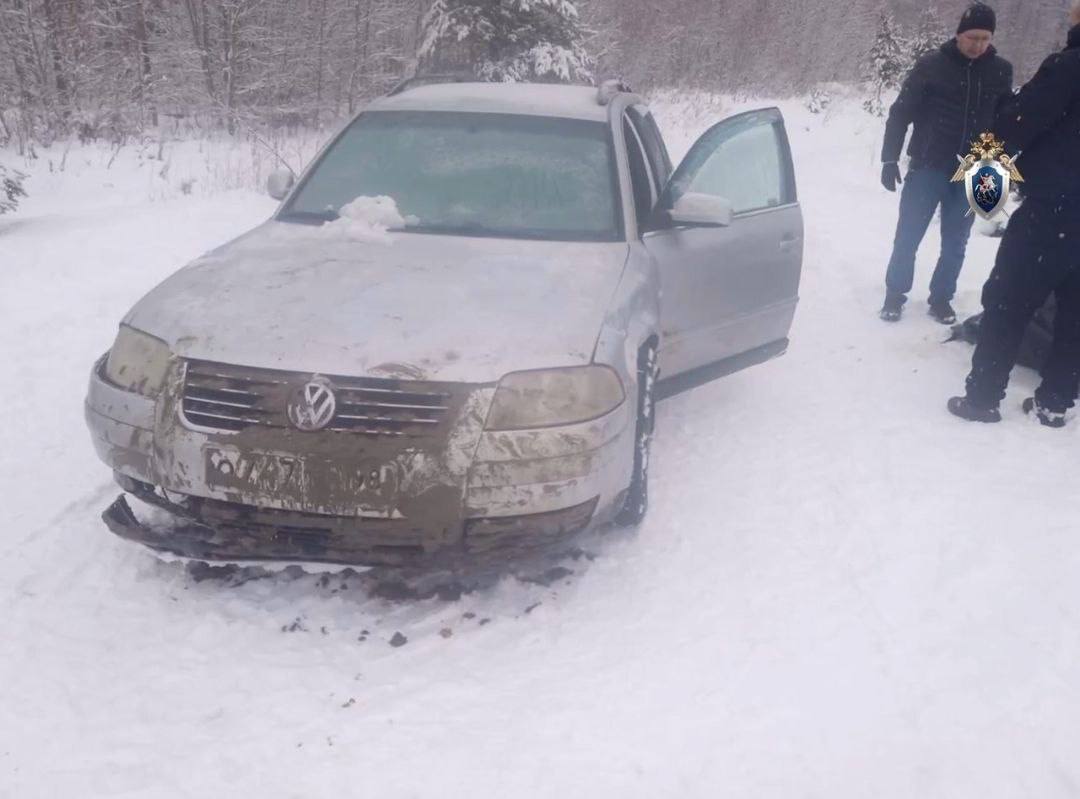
[287,377,337,432]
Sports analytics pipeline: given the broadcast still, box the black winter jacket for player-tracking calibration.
[882,40,1013,171]
[996,25,1080,203]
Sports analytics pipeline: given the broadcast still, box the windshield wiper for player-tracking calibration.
[405,221,501,236]
[278,209,338,224]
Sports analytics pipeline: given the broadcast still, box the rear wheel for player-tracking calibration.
[615,342,658,527]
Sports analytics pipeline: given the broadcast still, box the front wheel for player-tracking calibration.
[614,342,658,527]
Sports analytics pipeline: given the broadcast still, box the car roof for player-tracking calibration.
[366,82,614,123]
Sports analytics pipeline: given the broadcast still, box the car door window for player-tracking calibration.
[623,115,657,231]
[666,113,794,216]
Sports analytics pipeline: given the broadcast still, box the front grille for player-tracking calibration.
[180,359,457,437]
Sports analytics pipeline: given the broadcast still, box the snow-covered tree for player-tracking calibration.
[863,11,910,116]
[910,4,949,63]
[806,86,833,115]
[419,0,594,83]
[1,164,27,216]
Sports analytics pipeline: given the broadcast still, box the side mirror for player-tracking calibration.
[669,192,734,227]
[267,168,295,201]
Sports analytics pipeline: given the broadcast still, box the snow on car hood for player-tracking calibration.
[124,221,630,383]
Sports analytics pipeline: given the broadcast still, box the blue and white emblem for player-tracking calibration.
[967,161,1009,220]
[951,132,1024,221]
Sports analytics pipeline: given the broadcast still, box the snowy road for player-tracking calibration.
[2,97,1079,798]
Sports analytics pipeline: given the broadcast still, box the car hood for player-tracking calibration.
[125,221,630,383]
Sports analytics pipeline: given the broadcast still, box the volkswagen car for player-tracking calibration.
[85,80,803,568]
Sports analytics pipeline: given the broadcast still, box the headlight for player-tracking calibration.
[104,325,171,397]
[485,366,625,431]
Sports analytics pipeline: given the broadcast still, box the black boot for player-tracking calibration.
[947,396,1002,423]
[1022,397,1067,428]
[928,301,957,325]
[880,294,905,322]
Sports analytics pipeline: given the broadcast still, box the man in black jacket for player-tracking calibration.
[949,3,1080,427]
[879,3,1013,324]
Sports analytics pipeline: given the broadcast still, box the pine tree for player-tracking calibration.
[863,11,910,116]
[419,0,594,83]
[910,4,949,63]
[0,164,27,216]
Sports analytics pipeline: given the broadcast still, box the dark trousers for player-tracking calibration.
[965,199,1080,413]
[885,167,975,304]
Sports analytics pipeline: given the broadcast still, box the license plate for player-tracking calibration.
[204,446,399,513]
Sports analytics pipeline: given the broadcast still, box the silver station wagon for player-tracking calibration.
[85,79,803,568]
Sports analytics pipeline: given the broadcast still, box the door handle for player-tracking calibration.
[779,234,801,252]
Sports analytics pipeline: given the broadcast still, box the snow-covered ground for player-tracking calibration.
[2,93,1079,798]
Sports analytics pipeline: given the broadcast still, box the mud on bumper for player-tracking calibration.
[105,477,599,568]
[87,356,630,568]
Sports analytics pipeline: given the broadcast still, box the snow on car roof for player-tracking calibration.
[367,82,612,122]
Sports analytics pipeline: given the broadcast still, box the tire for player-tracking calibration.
[615,342,658,527]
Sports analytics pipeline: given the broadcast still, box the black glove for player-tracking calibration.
[881,162,902,192]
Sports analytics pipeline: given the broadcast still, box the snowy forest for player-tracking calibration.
[0,0,1074,154]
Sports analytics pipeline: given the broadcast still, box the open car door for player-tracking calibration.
[644,107,802,396]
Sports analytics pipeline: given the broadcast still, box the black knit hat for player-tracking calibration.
[957,3,996,34]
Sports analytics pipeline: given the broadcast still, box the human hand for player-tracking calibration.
[881,162,902,192]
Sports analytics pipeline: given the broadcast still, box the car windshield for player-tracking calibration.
[280,111,621,241]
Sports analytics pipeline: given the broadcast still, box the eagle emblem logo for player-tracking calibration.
[950,132,1024,220]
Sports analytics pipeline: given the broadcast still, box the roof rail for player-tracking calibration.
[596,78,633,106]
[387,73,477,96]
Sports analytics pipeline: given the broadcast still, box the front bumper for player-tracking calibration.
[103,479,600,567]
[86,356,633,566]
